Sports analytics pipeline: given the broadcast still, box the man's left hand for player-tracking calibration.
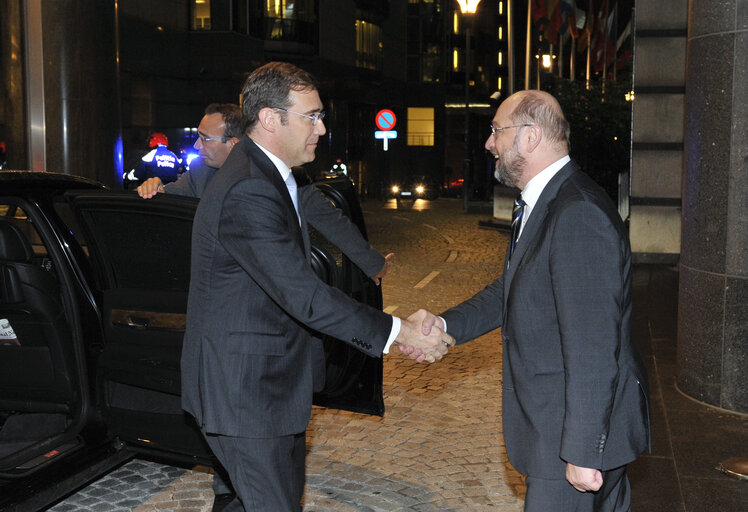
[370,252,394,285]
[566,463,603,492]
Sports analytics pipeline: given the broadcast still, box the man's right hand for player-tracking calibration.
[395,309,453,363]
[137,177,164,198]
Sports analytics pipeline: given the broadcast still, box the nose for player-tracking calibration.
[194,138,203,150]
[485,133,494,152]
[315,119,326,136]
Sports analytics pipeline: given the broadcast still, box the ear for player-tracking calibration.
[524,124,542,153]
[227,137,240,148]
[257,107,278,132]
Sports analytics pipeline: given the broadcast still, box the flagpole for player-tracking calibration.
[570,35,576,80]
[602,0,609,94]
[585,0,592,90]
[507,0,515,95]
[612,2,617,81]
[525,0,532,90]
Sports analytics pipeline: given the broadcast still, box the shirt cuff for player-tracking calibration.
[383,316,401,354]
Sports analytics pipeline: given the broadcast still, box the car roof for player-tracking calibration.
[0,170,106,194]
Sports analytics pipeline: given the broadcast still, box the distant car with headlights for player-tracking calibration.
[0,170,384,511]
[389,175,440,200]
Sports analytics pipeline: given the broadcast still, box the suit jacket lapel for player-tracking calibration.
[503,161,579,299]
[239,137,307,253]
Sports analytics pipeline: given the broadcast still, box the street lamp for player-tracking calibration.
[457,0,481,210]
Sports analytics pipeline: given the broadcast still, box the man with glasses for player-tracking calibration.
[181,62,452,512]
[137,103,243,199]
[410,90,650,511]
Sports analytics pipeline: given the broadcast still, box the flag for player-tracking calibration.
[576,0,593,52]
[532,0,548,24]
[544,0,563,44]
[560,0,574,38]
[616,18,631,51]
[591,0,610,72]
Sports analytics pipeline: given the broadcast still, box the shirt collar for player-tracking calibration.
[520,155,570,209]
[253,140,292,181]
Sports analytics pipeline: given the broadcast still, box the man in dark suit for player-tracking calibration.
[181,62,452,511]
[143,101,392,510]
[414,90,650,511]
[137,103,244,199]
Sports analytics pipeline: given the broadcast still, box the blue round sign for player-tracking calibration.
[375,109,396,131]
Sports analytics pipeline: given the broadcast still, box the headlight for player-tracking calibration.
[416,185,425,194]
[391,185,400,193]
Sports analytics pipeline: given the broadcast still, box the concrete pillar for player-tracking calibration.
[2,0,122,185]
[677,0,748,413]
[629,0,688,264]
[40,0,122,186]
[0,1,28,169]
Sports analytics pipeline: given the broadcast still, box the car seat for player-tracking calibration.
[0,219,74,411]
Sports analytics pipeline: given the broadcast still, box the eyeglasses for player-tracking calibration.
[275,107,326,126]
[197,134,230,143]
[489,123,534,136]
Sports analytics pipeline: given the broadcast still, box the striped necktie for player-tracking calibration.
[508,194,526,264]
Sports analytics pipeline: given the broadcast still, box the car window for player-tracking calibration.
[0,204,48,258]
[80,209,192,292]
[53,199,91,258]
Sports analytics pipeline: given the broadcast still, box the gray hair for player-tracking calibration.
[511,91,570,152]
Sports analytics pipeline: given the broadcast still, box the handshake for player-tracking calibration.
[394,309,454,363]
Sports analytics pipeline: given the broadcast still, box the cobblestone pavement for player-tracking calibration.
[50,198,524,511]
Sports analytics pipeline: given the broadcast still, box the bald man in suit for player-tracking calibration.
[413,90,650,511]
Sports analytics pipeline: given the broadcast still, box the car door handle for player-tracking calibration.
[126,316,150,329]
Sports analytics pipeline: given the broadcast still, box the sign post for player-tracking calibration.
[374,109,398,151]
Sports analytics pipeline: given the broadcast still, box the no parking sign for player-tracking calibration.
[374,109,398,151]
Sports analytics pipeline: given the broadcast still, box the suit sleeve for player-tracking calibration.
[440,275,504,345]
[299,185,385,277]
[219,177,391,356]
[164,161,215,197]
[551,200,626,468]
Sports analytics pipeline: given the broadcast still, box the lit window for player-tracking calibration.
[356,20,383,71]
[498,26,503,40]
[407,108,434,146]
[498,77,502,90]
[192,0,211,31]
[498,52,503,66]
[453,49,459,71]
[499,2,504,16]
[453,13,459,34]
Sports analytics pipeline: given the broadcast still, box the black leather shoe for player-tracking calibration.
[211,493,236,512]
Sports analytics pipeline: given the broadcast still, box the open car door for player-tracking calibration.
[66,184,384,459]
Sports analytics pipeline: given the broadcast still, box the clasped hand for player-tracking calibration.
[395,309,453,363]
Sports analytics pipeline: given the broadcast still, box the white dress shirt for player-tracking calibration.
[517,155,570,239]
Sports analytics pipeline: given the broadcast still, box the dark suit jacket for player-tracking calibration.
[164,159,218,197]
[181,136,392,438]
[442,160,650,478]
[164,157,385,278]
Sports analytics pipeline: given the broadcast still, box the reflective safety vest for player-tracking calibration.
[124,145,179,184]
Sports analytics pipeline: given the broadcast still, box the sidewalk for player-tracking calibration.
[628,265,748,511]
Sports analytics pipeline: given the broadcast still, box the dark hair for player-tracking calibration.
[241,62,319,132]
[204,103,243,138]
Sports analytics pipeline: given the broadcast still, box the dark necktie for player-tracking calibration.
[507,194,526,265]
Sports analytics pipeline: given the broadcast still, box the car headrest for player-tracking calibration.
[0,220,34,263]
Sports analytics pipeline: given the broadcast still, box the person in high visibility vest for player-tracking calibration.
[123,132,179,188]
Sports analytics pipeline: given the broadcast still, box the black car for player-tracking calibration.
[389,175,441,201]
[0,170,384,511]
